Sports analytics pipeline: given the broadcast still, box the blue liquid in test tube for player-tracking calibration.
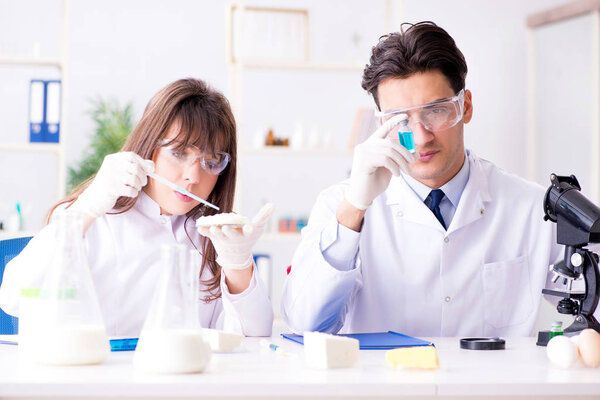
[397,121,415,153]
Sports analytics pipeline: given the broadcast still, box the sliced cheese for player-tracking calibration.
[195,213,249,227]
[201,328,244,352]
[304,331,359,369]
[386,345,439,369]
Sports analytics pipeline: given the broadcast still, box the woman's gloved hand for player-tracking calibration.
[196,203,275,270]
[345,114,417,210]
[72,152,155,218]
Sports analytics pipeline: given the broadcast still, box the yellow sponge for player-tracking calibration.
[385,345,439,369]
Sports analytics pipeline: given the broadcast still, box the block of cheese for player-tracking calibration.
[304,331,359,369]
[202,328,244,352]
[386,345,439,369]
[195,213,249,227]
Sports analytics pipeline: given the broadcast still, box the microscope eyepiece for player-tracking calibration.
[544,174,600,246]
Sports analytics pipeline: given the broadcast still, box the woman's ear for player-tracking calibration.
[463,89,473,124]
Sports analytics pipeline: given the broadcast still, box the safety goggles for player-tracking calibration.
[375,89,465,132]
[159,140,231,175]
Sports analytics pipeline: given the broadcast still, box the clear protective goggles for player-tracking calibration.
[159,140,231,175]
[375,89,465,132]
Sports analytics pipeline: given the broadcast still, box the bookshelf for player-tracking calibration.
[0,0,69,233]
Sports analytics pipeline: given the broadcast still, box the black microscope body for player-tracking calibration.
[537,174,600,346]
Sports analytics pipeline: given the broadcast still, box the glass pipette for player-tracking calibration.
[148,173,220,211]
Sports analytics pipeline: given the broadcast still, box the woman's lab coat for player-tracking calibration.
[0,192,273,337]
[281,151,572,338]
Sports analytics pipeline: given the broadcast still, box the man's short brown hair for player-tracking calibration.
[362,21,468,110]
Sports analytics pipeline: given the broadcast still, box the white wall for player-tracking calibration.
[0,0,577,325]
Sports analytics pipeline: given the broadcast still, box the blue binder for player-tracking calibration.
[29,79,61,143]
[281,331,434,350]
[29,80,45,143]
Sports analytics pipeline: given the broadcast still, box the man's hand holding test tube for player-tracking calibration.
[345,114,418,211]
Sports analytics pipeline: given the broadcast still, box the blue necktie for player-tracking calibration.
[427,189,446,229]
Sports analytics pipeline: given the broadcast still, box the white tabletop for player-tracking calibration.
[0,334,599,399]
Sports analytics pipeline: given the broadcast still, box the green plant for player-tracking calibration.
[68,98,134,191]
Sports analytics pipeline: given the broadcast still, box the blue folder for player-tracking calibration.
[281,331,433,350]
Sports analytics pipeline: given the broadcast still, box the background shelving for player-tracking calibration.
[228,2,380,316]
[0,0,69,234]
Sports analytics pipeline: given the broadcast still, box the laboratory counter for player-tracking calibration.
[0,334,599,400]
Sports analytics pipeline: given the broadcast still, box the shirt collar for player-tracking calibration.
[136,190,168,218]
[401,151,470,209]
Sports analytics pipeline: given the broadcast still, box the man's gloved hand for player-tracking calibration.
[345,114,417,210]
[196,203,275,270]
[71,152,155,218]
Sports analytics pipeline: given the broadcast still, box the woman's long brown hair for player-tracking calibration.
[49,78,237,301]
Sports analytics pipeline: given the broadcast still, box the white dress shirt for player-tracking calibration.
[0,192,273,337]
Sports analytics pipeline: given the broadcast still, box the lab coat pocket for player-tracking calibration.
[482,255,533,329]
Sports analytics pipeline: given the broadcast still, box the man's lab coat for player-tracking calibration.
[281,151,579,337]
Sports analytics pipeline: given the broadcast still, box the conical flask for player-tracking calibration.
[133,245,211,373]
[18,210,110,365]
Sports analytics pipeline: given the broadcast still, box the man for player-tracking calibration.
[281,22,581,337]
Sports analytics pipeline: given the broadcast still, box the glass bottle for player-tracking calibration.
[397,119,415,154]
[133,245,211,373]
[19,210,109,365]
[549,321,564,339]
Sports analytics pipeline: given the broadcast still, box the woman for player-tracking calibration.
[0,78,274,337]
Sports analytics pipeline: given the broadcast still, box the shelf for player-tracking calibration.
[0,143,62,154]
[260,232,302,240]
[231,60,364,72]
[241,147,353,156]
[0,231,36,241]
[0,57,62,68]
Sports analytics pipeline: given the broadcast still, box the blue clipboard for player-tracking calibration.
[281,331,433,350]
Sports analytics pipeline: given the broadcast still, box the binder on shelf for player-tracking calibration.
[45,80,61,143]
[29,79,61,143]
[29,80,45,143]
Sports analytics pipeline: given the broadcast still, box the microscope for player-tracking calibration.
[537,174,600,346]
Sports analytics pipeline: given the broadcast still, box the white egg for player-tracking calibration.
[546,335,579,368]
[570,334,580,346]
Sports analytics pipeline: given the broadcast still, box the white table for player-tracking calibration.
[0,335,599,399]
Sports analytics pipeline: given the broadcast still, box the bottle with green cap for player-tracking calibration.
[549,321,564,339]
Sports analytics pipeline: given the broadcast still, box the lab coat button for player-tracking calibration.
[397,211,403,217]
[443,237,449,243]
[445,296,451,303]
[160,217,168,224]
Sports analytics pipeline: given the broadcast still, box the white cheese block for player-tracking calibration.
[201,328,244,352]
[195,213,249,227]
[303,331,359,369]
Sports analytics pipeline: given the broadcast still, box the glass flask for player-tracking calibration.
[18,210,110,365]
[397,120,416,154]
[133,245,211,373]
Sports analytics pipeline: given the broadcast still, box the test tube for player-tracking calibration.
[398,120,415,154]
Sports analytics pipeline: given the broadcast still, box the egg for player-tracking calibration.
[577,329,600,368]
[546,335,579,368]
[570,334,580,347]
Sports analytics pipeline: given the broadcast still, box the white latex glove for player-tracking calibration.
[345,114,417,210]
[196,203,275,270]
[71,152,155,218]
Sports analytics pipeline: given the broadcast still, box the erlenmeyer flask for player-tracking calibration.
[19,210,110,365]
[133,245,211,373]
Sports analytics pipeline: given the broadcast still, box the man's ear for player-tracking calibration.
[463,89,473,124]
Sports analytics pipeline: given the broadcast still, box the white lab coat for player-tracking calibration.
[0,192,273,337]
[281,150,587,337]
